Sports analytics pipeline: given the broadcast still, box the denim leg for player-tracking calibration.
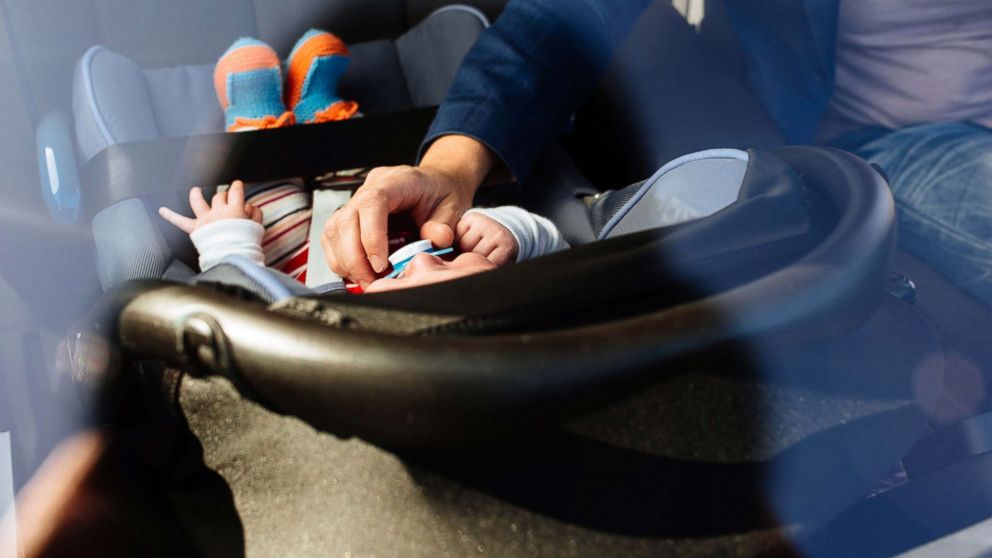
[852,122,992,305]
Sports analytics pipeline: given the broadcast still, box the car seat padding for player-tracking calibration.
[92,198,174,289]
[71,5,490,164]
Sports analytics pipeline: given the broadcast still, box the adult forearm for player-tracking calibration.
[419,135,496,196]
[422,0,653,183]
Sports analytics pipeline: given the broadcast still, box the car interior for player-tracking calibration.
[2,0,992,556]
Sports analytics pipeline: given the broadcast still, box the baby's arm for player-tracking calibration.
[158,180,266,271]
[458,206,569,265]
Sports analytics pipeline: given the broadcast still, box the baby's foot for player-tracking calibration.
[285,29,359,124]
[214,38,295,132]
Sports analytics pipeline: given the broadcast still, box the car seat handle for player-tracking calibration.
[82,147,895,448]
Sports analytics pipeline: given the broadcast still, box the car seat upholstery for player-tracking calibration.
[72,5,491,162]
[4,0,503,120]
[60,4,490,290]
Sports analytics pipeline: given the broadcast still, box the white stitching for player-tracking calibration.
[427,4,491,27]
[80,45,116,147]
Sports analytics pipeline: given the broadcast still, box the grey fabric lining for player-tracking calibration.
[74,46,161,162]
[161,259,197,283]
[144,63,224,139]
[587,180,646,239]
[85,47,159,144]
[77,47,115,149]
[252,0,408,48]
[91,198,172,289]
[7,0,499,121]
[193,262,313,304]
[93,0,259,68]
[338,39,415,113]
[598,149,749,240]
[395,6,487,106]
[73,4,487,160]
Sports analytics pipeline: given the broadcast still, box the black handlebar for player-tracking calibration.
[92,147,894,447]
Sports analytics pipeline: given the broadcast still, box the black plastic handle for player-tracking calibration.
[107,147,894,448]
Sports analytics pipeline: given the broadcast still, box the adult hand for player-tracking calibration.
[322,135,497,288]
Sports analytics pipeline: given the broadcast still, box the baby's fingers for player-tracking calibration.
[488,246,516,266]
[212,188,229,207]
[246,203,263,224]
[189,187,210,217]
[457,223,483,253]
[158,207,197,234]
[228,180,246,207]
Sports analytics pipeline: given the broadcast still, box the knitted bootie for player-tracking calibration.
[214,38,295,132]
[285,29,359,123]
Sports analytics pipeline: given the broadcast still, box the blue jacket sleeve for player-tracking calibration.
[421,0,652,183]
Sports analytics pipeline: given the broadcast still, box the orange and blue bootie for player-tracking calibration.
[285,29,359,124]
[214,38,295,132]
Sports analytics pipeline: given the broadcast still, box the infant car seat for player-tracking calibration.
[70,135,950,556]
[106,145,897,443]
[33,2,491,290]
[30,0,970,556]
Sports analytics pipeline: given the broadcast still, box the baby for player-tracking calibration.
[159,180,568,292]
[161,29,363,284]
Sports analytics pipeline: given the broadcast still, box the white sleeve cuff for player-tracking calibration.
[465,206,570,262]
[189,219,266,271]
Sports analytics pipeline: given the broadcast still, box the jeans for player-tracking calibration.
[840,122,992,305]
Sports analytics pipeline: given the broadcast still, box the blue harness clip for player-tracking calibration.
[384,243,455,279]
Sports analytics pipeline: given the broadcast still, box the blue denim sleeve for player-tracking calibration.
[421,0,652,183]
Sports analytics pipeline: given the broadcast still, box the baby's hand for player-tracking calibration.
[456,211,518,266]
[159,180,263,234]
